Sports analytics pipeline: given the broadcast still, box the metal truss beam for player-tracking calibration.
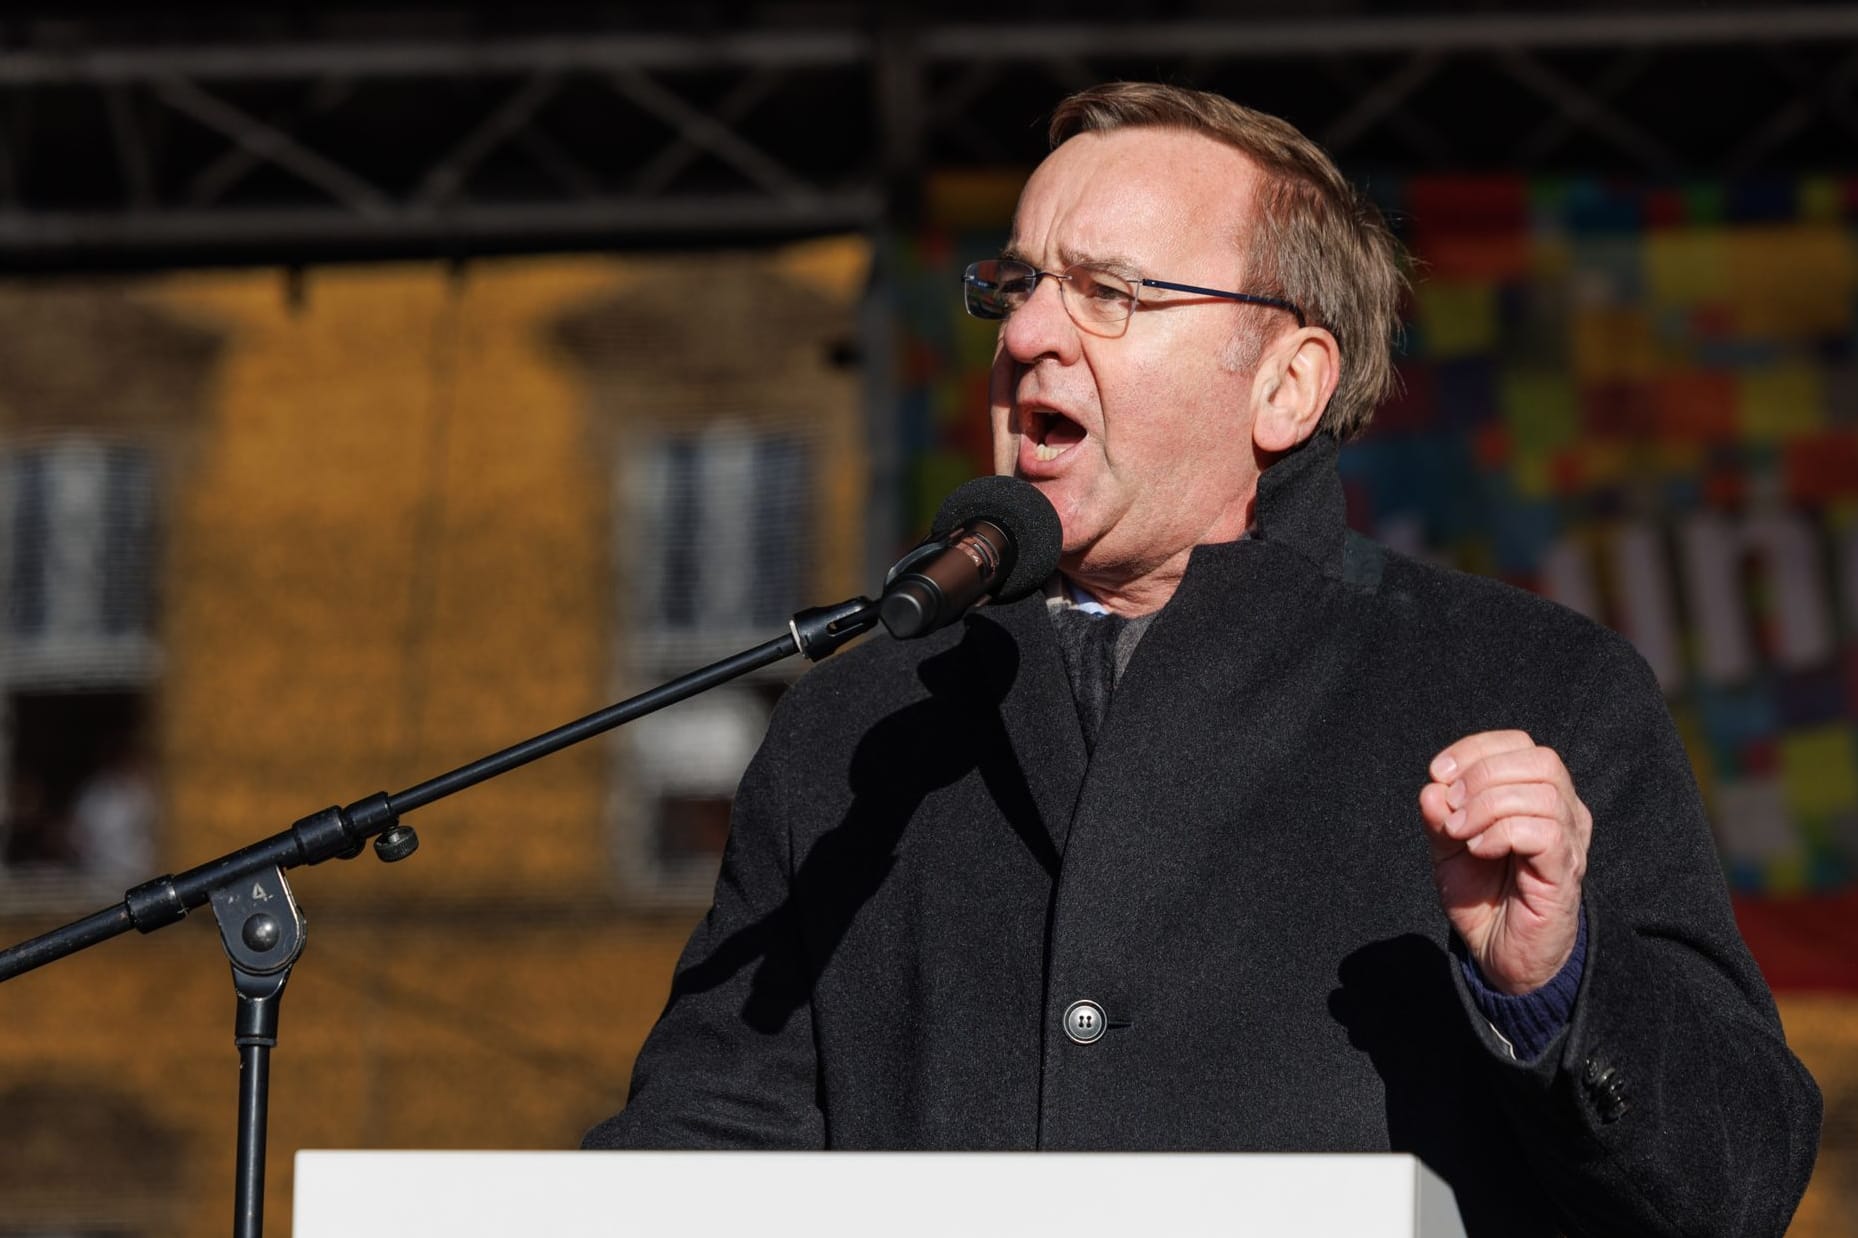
[0,31,869,84]
[921,8,1858,59]
[0,198,881,248]
[1,9,1856,268]
[5,9,1858,82]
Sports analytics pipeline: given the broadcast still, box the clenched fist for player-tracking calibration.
[1419,730,1592,995]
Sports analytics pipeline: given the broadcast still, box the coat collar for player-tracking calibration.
[1245,430,1349,581]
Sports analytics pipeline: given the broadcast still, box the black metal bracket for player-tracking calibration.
[211,864,305,1238]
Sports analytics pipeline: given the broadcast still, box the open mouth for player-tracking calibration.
[1028,408,1086,462]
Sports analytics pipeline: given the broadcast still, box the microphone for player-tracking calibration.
[879,476,1063,640]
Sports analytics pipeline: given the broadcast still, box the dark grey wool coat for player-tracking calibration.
[586,435,1822,1238]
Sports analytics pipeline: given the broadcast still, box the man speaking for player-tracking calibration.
[585,83,1821,1237]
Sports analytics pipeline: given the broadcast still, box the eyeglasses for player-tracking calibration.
[962,257,1307,337]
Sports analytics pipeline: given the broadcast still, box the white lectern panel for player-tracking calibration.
[295,1150,1467,1238]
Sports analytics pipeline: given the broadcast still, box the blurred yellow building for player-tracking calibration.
[0,239,869,1235]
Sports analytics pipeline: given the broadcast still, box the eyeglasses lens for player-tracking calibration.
[1064,268,1136,330]
[963,260,1137,334]
[963,260,1023,320]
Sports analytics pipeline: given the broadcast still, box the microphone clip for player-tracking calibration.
[879,519,1015,640]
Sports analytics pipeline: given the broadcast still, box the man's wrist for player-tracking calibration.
[1461,908,1587,1062]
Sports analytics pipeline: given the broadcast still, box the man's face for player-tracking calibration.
[989,126,1277,598]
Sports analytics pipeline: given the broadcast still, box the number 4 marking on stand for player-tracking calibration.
[251,882,270,901]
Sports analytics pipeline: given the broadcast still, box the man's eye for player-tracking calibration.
[1078,275,1133,303]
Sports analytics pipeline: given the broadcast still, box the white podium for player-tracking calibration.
[294,1150,1468,1237]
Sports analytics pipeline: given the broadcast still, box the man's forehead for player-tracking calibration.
[1007,127,1258,265]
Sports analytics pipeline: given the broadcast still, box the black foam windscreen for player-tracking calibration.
[929,475,1064,603]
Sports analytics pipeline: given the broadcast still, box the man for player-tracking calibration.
[586,83,1821,1237]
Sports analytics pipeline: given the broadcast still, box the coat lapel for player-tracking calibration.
[912,432,1349,872]
[938,593,1089,867]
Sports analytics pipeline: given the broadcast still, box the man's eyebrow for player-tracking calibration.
[997,245,1143,274]
[1069,244,1132,263]
[1060,247,1144,275]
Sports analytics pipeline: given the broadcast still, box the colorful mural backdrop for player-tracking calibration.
[900,172,1858,993]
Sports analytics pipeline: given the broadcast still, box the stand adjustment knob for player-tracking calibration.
[373,825,419,863]
[241,914,281,953]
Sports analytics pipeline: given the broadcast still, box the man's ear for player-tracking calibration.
[1251,327,1341,453]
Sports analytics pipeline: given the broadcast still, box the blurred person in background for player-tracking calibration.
[67,739,157,886]
[585,82,1821,1238]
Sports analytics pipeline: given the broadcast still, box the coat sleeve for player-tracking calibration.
[1460,634,1822,1238]
[581,713,826,1149]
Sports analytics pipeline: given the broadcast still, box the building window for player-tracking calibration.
[628,425,813,661]
[618,423,814,901]
[0,439,160,904]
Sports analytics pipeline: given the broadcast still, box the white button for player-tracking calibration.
[1063,999,1107,1044]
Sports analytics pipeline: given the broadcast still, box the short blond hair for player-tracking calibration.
[1050,82,1407,440]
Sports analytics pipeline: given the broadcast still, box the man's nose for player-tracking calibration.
[1000,272,1078,365]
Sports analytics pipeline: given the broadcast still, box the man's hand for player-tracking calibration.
[1419,731,1592,995]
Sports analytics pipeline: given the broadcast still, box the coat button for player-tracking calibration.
[1063,999,1107,1044]
[1582,1056,1630,1123]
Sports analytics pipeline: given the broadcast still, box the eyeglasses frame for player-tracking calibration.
[963,258,1308,334]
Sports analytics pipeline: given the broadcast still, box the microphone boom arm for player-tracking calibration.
[0,593,880,986]
[0,471,1056,1234]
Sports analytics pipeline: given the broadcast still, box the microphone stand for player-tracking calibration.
[0,594,880,1238]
